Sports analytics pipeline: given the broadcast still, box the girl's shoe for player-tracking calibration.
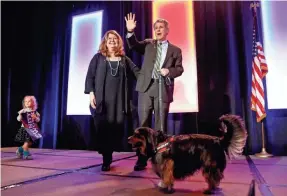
[23,151,33,160]
[16,147,24,158]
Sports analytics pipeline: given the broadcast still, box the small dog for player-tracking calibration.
[128,114,248,194]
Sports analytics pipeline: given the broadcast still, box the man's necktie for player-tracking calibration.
[152,43,162,79]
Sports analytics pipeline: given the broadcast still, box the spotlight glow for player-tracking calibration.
[67,11,103,115]
[261,2,287,109]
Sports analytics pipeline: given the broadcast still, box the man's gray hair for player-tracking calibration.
[153,18,169,29]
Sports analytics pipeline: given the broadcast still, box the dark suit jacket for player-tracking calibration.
[126,34,184,103]
[84,53,140,114]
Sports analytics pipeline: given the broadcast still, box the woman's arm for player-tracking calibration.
[84,54,99,94]
[125,56,140,79]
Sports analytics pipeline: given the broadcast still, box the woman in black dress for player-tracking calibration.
[84,30,140,171]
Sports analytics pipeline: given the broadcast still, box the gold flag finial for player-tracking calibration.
[250,2,260,11]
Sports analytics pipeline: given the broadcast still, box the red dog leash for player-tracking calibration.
[155,136,175,153]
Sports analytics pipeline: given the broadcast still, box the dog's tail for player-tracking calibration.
[219,114,248,159]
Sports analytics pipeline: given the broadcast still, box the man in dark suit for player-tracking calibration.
[125,13,184,171]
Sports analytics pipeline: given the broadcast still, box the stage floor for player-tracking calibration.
[1,147,286,196]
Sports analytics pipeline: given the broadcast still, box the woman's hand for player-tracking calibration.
[90,92,96,109]
[144,38,155,44]
[125,13,137,32]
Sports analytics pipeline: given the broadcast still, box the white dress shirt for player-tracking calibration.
[157,40,168,68]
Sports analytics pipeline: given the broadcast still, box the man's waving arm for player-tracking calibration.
[125,13,147,55]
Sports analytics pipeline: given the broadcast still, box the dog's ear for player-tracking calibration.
[137,127,153,144]
[147,136,153,144]
[155,130,163,136]
[155,130,167,143]
[146,129,155,144]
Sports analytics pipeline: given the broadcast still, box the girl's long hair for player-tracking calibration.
[22,96,38,111]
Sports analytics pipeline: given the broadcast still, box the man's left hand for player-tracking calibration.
[160,68,169,76]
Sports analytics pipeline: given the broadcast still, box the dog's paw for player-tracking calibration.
[159,187,175,194]
[203,189,214,195]
[203,187,221,195]
[157,181,167,188]
[157,181,175,194]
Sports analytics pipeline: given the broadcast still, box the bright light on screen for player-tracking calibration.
[261,2,287,109]
[67,11,103,115]
[153,0,198,113]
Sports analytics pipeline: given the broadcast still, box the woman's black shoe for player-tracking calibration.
[101,164,111,171]
[134,163,147,171]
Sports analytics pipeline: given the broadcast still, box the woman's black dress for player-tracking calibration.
[93,60,125,154]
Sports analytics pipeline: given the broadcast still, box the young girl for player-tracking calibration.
[15,96,42,160]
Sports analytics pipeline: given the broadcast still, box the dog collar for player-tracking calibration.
[155,136,175,154]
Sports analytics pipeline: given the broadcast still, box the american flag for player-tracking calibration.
[250,4,268,122]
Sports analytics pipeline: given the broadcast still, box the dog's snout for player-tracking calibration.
[127,136,133,143]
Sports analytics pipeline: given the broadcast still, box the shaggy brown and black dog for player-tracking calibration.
[128,114,248,194]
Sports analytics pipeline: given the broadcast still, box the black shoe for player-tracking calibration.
[101,164,111,171]
[102,153,112,171]
[134,163,147,171]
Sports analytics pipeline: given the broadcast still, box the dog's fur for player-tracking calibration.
[128,114,248,194]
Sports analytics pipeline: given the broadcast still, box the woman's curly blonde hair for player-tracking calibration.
[22,95,38,111]
[98,30,125,57]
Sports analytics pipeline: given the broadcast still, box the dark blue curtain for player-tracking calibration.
[2,1,287,155]
[193,1,287,155]
[2,2,59,148]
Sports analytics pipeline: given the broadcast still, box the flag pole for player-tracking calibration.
[250,2,273,158]
[255,121,272,158]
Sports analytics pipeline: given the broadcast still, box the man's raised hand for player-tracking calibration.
[125,13,137,32]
